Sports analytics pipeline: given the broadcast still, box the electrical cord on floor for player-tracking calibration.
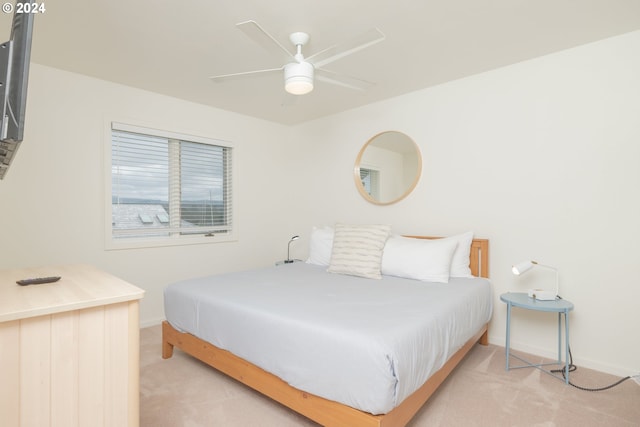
[550,295,634,391]
[550,346,632,391]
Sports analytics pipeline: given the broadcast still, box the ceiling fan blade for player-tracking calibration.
[209,67,282,82]
[316,68,376,92]
[236,20,294,62]
[307,28,385,68]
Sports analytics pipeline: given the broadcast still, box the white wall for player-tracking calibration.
[290,30,640,377]
[0,64,301,325]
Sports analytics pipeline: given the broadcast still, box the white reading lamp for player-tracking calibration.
[512,260,559,301]
[285,235,300,263]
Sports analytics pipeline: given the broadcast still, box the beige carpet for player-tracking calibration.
[140,325,639,426]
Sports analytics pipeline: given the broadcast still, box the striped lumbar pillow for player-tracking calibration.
[327,223,391,279]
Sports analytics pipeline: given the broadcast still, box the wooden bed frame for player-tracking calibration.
[162,237,489,427]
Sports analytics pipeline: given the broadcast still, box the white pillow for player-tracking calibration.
[306,226,334,266]
[327,223,391,279]
[440,231,474,277]
[381,236,458,283]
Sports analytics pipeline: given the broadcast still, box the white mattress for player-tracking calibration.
[164,262,493,414]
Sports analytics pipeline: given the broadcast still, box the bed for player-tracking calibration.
[162,231,490,427]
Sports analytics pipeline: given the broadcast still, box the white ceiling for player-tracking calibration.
[3,0,640,125]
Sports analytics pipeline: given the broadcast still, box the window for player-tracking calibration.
[108,122,234,248]
[359,167,380,200]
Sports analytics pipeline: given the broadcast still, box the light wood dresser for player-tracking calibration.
[0,264,145,427]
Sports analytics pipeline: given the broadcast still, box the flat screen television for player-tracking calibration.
[0,2,35,179]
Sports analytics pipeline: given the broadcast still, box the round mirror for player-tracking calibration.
[354,131,422,205]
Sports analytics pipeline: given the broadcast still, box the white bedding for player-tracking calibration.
[164,262,493,414]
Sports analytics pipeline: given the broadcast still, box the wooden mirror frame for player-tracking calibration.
[353,131,422,205]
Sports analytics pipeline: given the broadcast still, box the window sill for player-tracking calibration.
[105,233,237,250]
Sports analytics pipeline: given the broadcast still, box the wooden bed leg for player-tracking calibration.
[479,329,489,346]
[162,340,174,359]
[161,321,174,359]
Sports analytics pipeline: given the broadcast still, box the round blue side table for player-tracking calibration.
[500,292,574,384]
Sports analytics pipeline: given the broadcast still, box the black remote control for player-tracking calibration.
[16,276,61,286]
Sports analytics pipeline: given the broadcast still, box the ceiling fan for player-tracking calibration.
[209,21,385,95]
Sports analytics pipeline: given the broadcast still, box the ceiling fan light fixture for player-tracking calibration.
[284,61,314,95]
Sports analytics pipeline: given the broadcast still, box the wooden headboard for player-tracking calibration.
[404,236,490,279]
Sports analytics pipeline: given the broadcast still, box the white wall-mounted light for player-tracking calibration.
[512,260,559,301]
[284,62,314,95]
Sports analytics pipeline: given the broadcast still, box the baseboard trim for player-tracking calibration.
[140,317,165,329]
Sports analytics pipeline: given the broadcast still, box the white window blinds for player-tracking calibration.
[111,123,233,240]
[359,167,380,200]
